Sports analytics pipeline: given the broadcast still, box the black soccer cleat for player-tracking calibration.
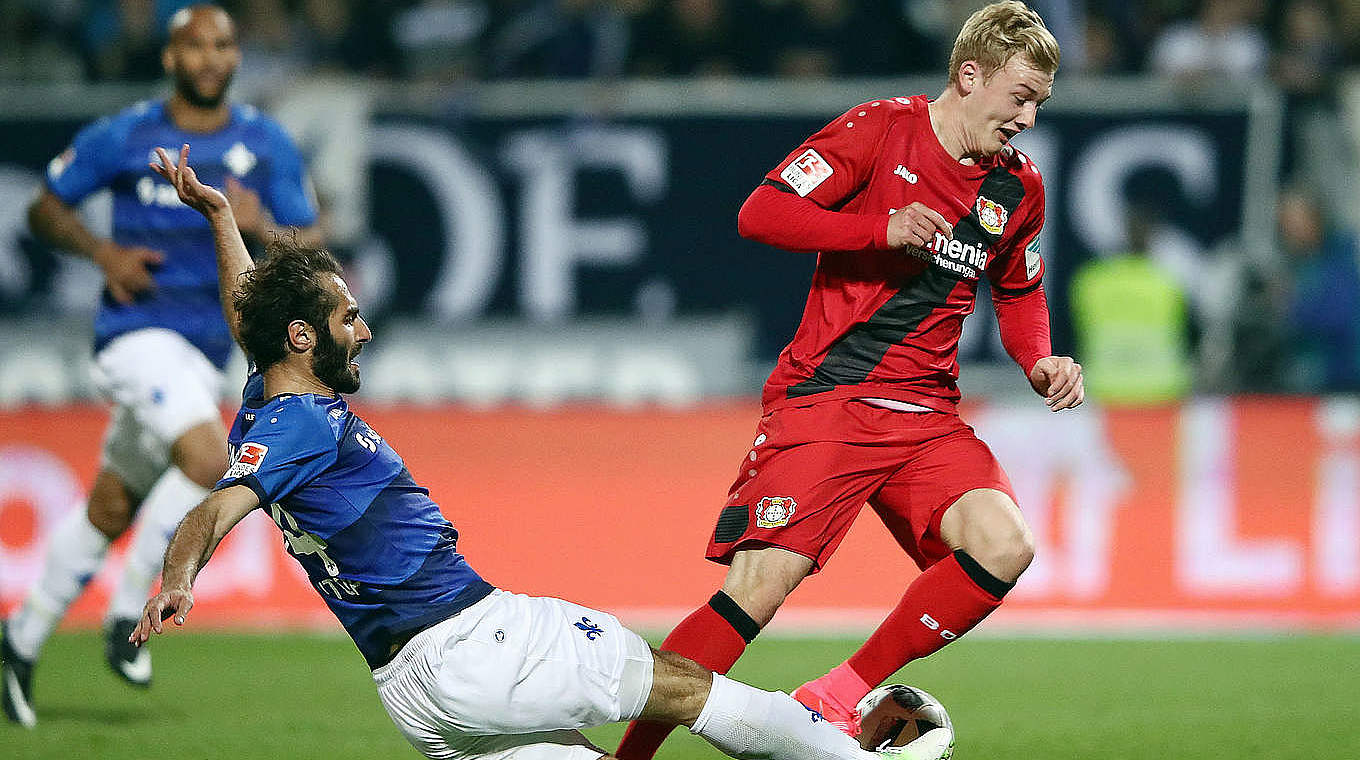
[1,620,37,728]
[104,618,152,688]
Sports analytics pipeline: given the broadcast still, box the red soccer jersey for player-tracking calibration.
[749,94,1048,414]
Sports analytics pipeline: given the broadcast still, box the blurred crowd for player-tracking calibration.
[3,0,1360,398]
[3,0,1360,83]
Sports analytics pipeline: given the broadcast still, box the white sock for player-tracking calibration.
[691,673,872,760]
[105,467,209,623]
[6,508,111,660]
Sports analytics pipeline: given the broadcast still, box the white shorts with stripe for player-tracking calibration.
[373,589,655,760]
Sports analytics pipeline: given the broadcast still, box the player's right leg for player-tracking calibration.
[3,467,137,727]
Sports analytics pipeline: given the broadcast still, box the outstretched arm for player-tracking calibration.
[128,484,260,646]
[150,144,253,343]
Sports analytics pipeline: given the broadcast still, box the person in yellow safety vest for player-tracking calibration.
[1070,210,1192,404]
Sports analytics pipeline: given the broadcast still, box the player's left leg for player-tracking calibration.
[98,330,227,685]
[794,417,1031,732]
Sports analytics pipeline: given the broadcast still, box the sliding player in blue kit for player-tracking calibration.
[127,145,951,760]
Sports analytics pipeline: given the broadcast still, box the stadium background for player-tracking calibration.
[2,1,1359,757]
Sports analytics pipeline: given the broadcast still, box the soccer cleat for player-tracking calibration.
[792,682,862,737]
[104,618,152,687]
[1,621,37,728]
[874,727,954,760]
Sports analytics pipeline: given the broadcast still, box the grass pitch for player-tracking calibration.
[4,631,1357,759]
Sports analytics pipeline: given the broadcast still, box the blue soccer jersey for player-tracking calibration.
[215,375,493,668]
[45,100,318,367]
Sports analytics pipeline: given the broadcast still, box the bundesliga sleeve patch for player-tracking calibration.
[224,442,269,479]
[1024,236,1042,280]
[780,149,834,197]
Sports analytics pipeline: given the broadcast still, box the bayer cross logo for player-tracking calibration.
[573,617,604,640]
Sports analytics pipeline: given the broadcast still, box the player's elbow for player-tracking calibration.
[737,188,776,244]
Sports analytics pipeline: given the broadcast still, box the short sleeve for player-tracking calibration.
[262,123,319,227]
[988,182,1046,294]
[764,101,892,210]
[46,118,122,205]
[215,404,337,504]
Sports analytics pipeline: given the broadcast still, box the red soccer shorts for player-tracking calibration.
[705,398,1016,572]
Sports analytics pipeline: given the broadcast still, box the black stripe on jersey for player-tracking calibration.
[761,178,796,194]
[991,279,1044,296]
[787,166,1026,398]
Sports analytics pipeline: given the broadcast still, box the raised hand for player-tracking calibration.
[150,144,227,217]
[128,587,195,647]
[1028,355,1084,411]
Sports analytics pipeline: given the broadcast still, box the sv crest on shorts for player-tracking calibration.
[755,496,797,528]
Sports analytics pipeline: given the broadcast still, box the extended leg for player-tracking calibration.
[615,546,812,759]
[796,487,1033,729]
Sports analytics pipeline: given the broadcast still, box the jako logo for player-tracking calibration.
[894,164,918,184]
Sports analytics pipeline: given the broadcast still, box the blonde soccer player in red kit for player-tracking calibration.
[618,3,1083,756]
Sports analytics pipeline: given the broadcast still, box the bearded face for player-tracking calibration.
[310,322,362,394]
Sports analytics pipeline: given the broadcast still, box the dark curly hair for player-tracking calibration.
[233,239,343,372]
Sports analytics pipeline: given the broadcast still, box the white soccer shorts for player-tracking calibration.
[93,327,225,497]
[373,590,655,760]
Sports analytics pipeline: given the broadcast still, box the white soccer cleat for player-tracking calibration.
[876,727,954,760]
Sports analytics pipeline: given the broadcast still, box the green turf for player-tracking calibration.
[4,631,1357,759]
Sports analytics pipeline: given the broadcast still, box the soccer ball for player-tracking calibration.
[855,684,954,759]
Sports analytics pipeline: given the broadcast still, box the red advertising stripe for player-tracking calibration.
[2,399,1357,632]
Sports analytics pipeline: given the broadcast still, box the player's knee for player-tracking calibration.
[86,479,135,539]
[172,421,230,488]
[973,521,1034,583]
[177,455,227,490]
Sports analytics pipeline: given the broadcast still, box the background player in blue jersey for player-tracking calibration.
[2,5,320,728]
[124,145,951,760]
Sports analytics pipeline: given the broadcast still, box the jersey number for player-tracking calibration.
[267,503,340,577]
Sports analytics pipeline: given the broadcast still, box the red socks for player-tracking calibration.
[842,550,1010,700]
[616,592,757,760]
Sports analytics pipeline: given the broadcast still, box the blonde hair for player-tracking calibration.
[948,1,1060,85]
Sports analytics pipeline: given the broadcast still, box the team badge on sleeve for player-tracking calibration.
[780,149,834,197]
[755,496,797,528]
[976,196,1009,236]
[224,442,269,479]
[1024,236,1042,280]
